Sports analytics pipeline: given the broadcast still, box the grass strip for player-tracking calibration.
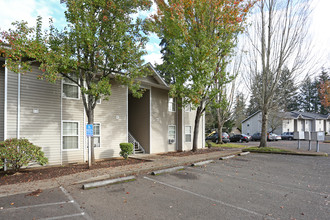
[243,147,293,153]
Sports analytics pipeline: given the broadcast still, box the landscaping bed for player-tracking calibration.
[0,158,147,186]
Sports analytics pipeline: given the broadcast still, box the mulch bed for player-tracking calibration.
[159,147,231,157]
[0,158,147,186]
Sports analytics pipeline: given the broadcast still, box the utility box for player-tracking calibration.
[304,132,311,141]
[311,132,325,141]
[294,131,304,140]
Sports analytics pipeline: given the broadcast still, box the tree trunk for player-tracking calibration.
[192,105,203,152]
[259,109,268,148]
[217,110,223,144]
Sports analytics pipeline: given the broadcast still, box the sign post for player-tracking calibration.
[86,124,93,168]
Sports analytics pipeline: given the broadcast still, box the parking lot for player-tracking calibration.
[1,153,328,219]
[241,140,330,154]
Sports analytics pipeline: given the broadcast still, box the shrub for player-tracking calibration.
[0,138,48,172]
[119,143,133,159]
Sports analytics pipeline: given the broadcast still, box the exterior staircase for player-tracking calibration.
[128,132,145,154]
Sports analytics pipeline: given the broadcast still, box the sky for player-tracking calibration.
[0,0,329,69]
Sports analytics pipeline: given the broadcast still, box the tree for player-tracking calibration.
[1,0,152,166]
[297,76,319,113]
[151,0,255,151]
[244,0,312,147]
[317,68,330,114]
[233,92,246,130]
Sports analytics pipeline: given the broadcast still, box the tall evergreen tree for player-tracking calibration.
[297,76,319,112]
[233,93,246,130]
[316,68,329,114]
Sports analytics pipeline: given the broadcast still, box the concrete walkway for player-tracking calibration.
[0,149,241,197]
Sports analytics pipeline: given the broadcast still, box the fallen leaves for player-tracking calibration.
[26,189,43,197]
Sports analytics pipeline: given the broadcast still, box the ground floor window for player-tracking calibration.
[63,121,79,150]
[168,125,176,144]
[185,126,192,142]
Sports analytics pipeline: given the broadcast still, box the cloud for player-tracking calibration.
[0,0,66,31]
[143,52,163,66]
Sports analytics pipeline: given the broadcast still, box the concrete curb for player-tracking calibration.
[82,175,136,190]
[242,150,328,157]
[238,152,250,156]
[151,166,185,175]
[219,155,236,160]
[191,160,214,166]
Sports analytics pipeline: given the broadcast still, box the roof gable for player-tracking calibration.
[136,63,169,89]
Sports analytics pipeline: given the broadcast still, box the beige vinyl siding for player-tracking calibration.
[0,61,4,141]
[19,66,61,165]
[62,85,84,163]
[182,110,204,151]
[151,87,176,154]
[94,82,128,159]
[6,69,18,139]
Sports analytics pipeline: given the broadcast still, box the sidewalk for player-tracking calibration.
[0,148,242,197]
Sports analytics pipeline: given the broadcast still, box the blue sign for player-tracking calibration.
[86,124,93,137]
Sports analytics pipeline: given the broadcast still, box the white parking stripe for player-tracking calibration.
[187,167,330,197]
[60,186,92,220]
[144,176,274,220]
[0,201,72,212]
[39,213,85,220]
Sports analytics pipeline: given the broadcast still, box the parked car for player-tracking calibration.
[251,132,261,141]
[205,132,230,143]
[229,134,250,143]
[270,133,281,141]
[281,132,294,140]
[251,132,277,141]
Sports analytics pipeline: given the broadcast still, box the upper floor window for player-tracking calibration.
[168,97,176,112]
[63,74,79,99]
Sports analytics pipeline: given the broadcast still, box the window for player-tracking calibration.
[63,121,79,150]
[96,98,101,104]
[185,104,191,112]
[185,126,192,142]
[87,123,101,148]
[63,74,79,99]
[168,97,176,112]
[168,125,176,144]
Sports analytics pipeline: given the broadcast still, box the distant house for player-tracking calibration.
[242,111,330,135]
[0,59,205,166]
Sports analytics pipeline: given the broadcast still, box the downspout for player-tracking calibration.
[4,60,8,171]
[60,79,63,165]
[83,107,86,162]
[17,70,21,139]
[126,87,128,143]
[176,101,178,151]
[4,60,7,140]
[149,88,152,154]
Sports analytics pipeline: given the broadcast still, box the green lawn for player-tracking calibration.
[206,141,247,148]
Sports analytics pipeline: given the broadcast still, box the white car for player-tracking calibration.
[270,133,281,141]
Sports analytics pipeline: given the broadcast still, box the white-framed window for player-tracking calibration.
[96,98,101,104]
[168,125,176,144]
[168,97,176,112]
[185,104,191,112]
[185,126,192,142]
[62,121,79,150]
[86,123,101,148]
[62,74,79,99]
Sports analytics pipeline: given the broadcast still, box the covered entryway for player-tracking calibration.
[128,89,150,154]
